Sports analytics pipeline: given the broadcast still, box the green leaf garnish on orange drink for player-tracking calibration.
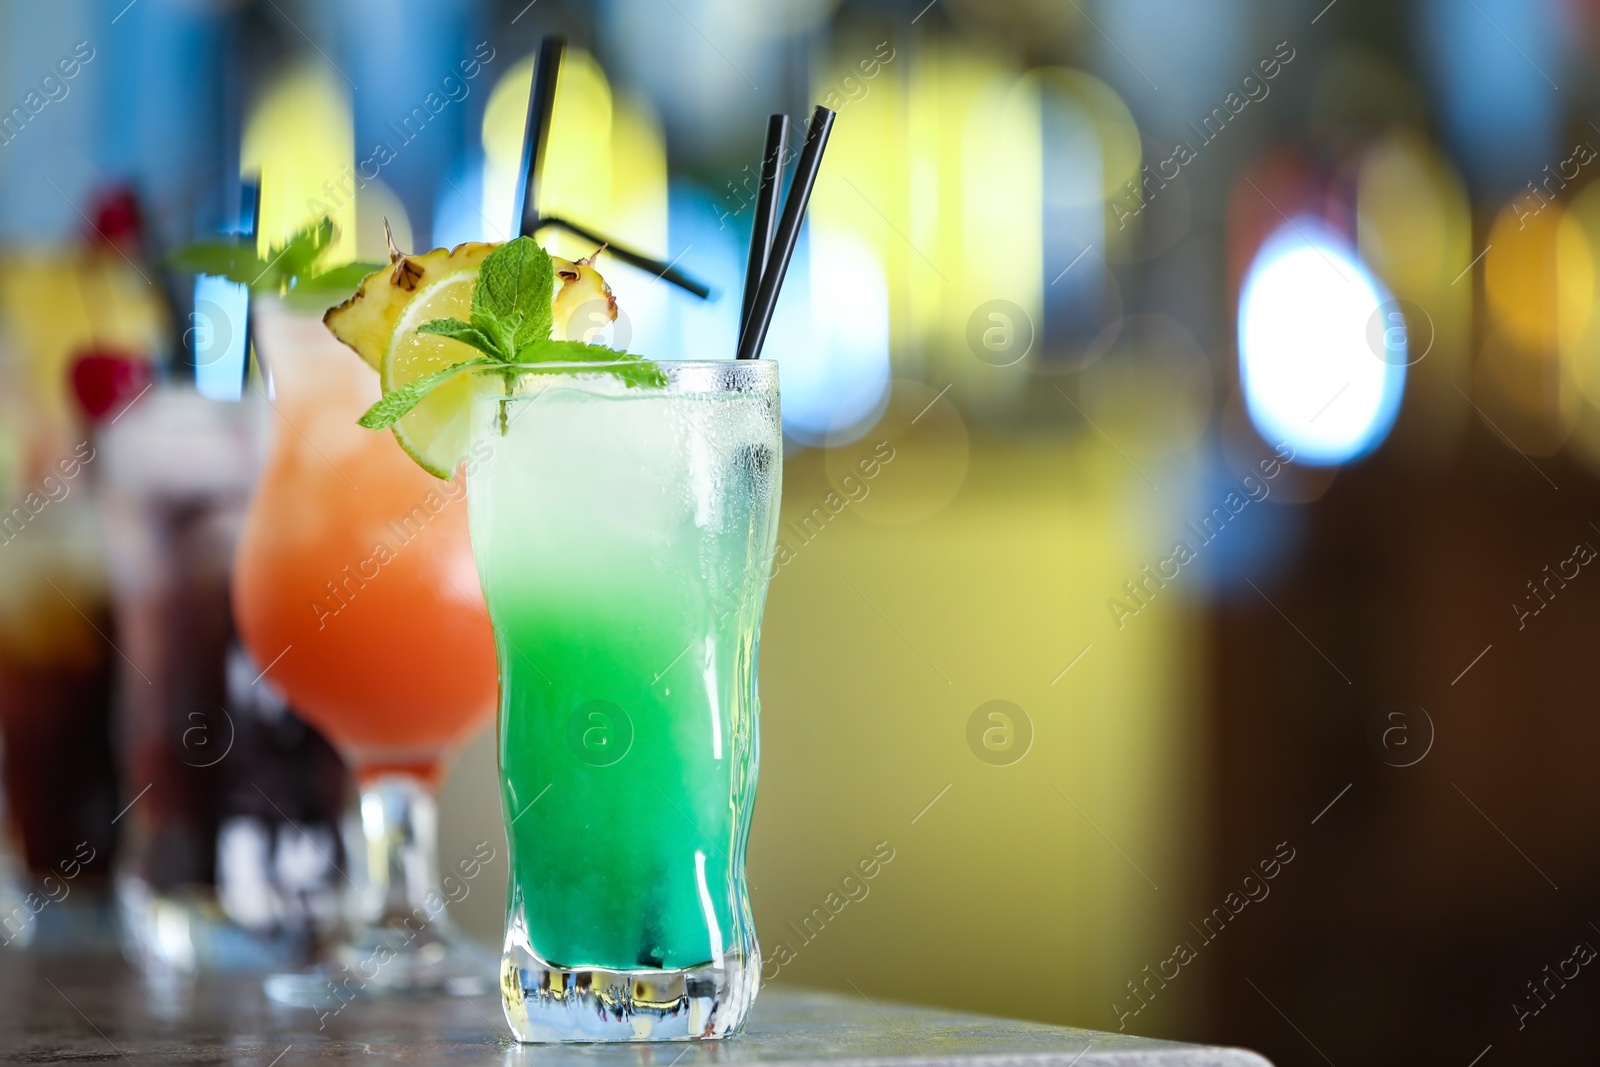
[170,217,383,311]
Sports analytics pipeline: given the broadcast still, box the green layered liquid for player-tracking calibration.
[492,594,757,969]
[469,374,778,972]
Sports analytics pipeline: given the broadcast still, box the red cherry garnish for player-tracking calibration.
[69,349,153,423]
[87,187,144,254]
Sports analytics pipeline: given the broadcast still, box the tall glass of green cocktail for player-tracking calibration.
[467,360,780,1042]
[329,225,790,1039]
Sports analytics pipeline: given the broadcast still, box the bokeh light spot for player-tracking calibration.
[1238,221,1405,466]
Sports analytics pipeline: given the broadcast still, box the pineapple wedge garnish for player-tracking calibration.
[323,229,622,479]
[325,230,614,368]
[551,249,617,343]
[324,238,492,370]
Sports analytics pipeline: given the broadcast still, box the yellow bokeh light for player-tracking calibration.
[1026,68,1141,204]
[480,49,668,330]
[1557,182,1600,469]
[1557,208,1594,358]
[240,62,356,262]
[483,48,613,235]
[1358,131,1463,294]
[1486,201,1566,353]
[1481,198,1594,446]
[809,40,1042,410]
[1558,183,1600,406]
[1355,129,1473,456]
[481,48,667,252]
[606,94,669,263]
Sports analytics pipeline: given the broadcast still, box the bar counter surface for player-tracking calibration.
[0,955,1273,1065]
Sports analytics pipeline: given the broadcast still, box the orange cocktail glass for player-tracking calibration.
[233,304,497,998]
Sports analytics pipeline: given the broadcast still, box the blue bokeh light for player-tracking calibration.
[1238,221,1405,466]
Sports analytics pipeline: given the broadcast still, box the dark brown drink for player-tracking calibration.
[102,389,349,971]
[0,507,120,951]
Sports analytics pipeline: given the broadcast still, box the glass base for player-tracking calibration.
[264,934,498,1008]
[5,880,119,954]
[500,931,759,1042]
[118,878,313,972]
[264,772,500,1008]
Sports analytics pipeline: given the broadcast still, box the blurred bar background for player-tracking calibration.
[1,0,1598,1062]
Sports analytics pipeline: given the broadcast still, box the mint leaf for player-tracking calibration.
[509,360,669,390]
[590,359,668,389]
[357,356,492,429]
[272,218,334,280]
[417,317,503,359]
[169,217,375,309]
[609,360,670,389]
[515,339,669,388]
[473,237,554,355]
[356,239,665,440]
[169,241,272,283]
[469,307,516,361]
[294,261,383,295]
[284,261,385,311]
[515,337,616,362]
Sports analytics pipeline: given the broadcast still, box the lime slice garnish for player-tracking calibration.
[382,271,481,478]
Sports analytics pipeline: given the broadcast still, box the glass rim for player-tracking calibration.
[475,359,777,371]
[469,358,778,398]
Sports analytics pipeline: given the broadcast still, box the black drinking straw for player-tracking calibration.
[736,105,835,361]
[125,186,195,384]
[237,177,261,391]
[537,212,709,297]
[514,37,710,299]
[515,37,563,242]
[738,115,790,340]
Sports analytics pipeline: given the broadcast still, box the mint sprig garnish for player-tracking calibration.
[415,317,497,353]
[471,236,556,356]
[357,237,666,430]
[355,356,494,430]
[171,218,382,310]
